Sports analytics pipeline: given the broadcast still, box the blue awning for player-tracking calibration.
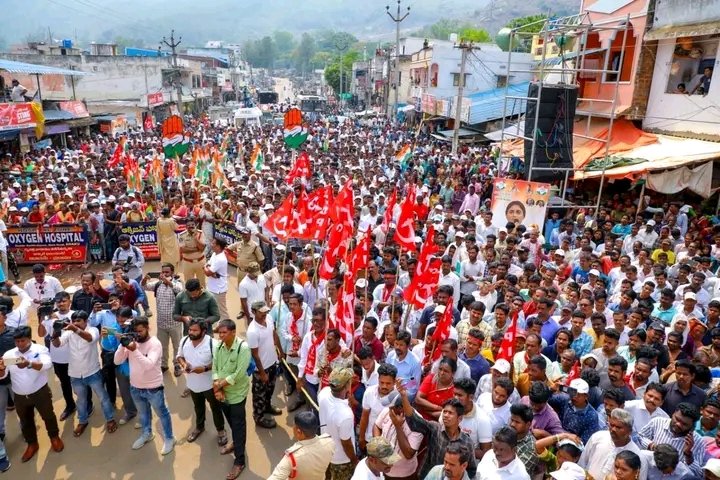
[467,82,529,125]
[0,58,93,76]
[43,110,75,121]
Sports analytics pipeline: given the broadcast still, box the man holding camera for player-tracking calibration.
[23,264,64,325]
[0,326,63,463]
[111,236,150,317]
[114,317,175,455]
[177,319,227,445]
[205,238,230,321]
[52,310,117,437]
[142,264,184,376]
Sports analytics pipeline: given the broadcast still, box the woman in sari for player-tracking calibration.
[415,357,457,420]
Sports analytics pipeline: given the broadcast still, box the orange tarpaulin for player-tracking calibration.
[572,118,657,169]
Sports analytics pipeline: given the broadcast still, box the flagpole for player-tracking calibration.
[389,245,403,319]
[400,304,413,333]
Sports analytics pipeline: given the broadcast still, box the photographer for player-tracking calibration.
[0,305,16,445]
[22,264,64,324]
[71,271,110,316]
[114,316,175,455]
[0,280,32,329]
[109,266,149,316]
[173,278,220,334]
[93,299,138,425]
[111,234,150,317]
[51,311,117,437]
[141,264,184,376]
[176,319,226,445]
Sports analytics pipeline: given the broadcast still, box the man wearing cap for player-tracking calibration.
[268,411,335,480]
[638,221,658,249]
[318,367,358,480]
[246,301,280,429]
[228,227,264,283]
[351,436,400,479]
[238,261,268,322]
[548,378,600,444]
[178,217,207,289]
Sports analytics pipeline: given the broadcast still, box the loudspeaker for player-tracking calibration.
[524,82,578,181]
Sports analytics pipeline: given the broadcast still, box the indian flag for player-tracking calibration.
[250,144,264,171]
[395,145,412,167]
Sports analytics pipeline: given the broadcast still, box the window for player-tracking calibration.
[452,73,470,87]
[604,23,636,83]
[665,35,717,95]
[497,75,508,88]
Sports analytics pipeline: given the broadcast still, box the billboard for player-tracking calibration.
[490,178,551,229]
[6,225,88,264]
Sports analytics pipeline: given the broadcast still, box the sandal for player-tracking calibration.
[73,423,89,437]
[180,388,191,398]
[220,443,234,455]
[226,464,244,480]
[106,420,118,434]
[217,431,228,446]
[187,428,204,443]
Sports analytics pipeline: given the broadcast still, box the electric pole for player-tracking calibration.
[451,42,470,156]
[386,0,410,120]
[335,37,349,108]
[161,30,184,115]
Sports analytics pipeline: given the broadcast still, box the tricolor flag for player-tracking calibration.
[395,144,412,168]
[250,144,264,172]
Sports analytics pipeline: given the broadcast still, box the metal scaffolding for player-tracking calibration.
[496,13,633,211]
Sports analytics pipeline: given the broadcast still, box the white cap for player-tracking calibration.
[554,249,566,257]
[434,204,443,211]
[455,231,466,238]
[355,278,368,289]
[491,359,511,374]
[704,458,720,476]
[263,203,274,210]
[433,305,446,314]
[684,291,697,301]
[414,236,423,244]
[569,378,589,395]
[581,353,599,364]
[646,220,656,226]
[107,195,116,202]
[588,269,600,277]
[549,462,587,480]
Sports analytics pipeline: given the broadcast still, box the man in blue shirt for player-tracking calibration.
[549,378,600,444]
[459,328,490,384]
[386,331,422,401]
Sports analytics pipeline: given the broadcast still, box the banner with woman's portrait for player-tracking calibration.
[490,178,551,229]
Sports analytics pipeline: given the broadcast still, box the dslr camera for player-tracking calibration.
[52,319,69,337]
[119,332,139,347]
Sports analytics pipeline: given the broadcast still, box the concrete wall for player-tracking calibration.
[643,38,720,138]
[652,0,720,27]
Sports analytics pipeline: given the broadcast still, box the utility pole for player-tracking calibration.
[386,0,410,120]
[335,38,349,108]
[451,42,470,156]
[161,30,183,115]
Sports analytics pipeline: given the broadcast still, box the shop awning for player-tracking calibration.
[0,58,93,76]
[467,82,529,125]
[485,121,526,141]
[645,21,720,41]
[573,118,657,169]
[43,110,75,122]
[66,117,97,127]
[44,123,70,135]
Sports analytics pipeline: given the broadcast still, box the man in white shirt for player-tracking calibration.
[177,318,226,445]
[0,326,64,462]
[204,238,229,320]
[477,426,531,480]
[478,377,513,434]
[623,383,669,434]
[52,310,117,437]
[23,264,64,323]
[351,436,400,480]
[238,262,267,321]
[10,79,27,102]
[319,367,358,478]
[359,363,396,452]
[455,377,493,460]
[439,255,462,309]
[246,301,280,429]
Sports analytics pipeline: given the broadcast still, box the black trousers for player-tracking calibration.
[251,364,277,422]
[190,389,225,432]
[101,350,117,404]
[220,399,247,466]
[53,362,92,412]
[14,384,60,444]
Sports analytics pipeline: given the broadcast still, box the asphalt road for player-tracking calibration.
[5,261,299,479]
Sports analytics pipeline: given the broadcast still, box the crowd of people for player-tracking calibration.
[0,103,719,480]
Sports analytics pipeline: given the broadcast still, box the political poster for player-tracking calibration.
[213,223,243,266]
[120,222,160,260]
[490,178,551,229]
[6,225,88,264]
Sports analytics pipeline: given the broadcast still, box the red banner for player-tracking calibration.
[147,92,164,107]
[59,101,89,118]
[6,225,87,264]
[0,103,36,131]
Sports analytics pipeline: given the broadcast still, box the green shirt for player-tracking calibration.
[213,337,250,404]
[173,290,220,324]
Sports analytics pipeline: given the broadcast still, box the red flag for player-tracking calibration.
[264,195,294,240]
[333,271,356,344]
[330,179,354,227]
[404,258,442,309]
[318,222,352,280]
[289,188,312,239]
[394,185,417,252]
[287,151,312,184]
[108,136,127,168]
[382,189,397,233]
[496,313,519,362]
[430,303,454,361]
[306,185,334,241]
[349,234,371,274]
[566,361,581,386]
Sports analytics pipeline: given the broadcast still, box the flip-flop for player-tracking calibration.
[226,464,244,480]
[106,420,118,434]
[217,432,228,446]
[220,443,234,455]
[187,428,204,443]
[180,389,191,398]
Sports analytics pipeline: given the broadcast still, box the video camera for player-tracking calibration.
[52,319,69,337]
[119,332,139,347]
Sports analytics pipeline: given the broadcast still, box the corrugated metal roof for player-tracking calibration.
[0,58,93,76]
[645,21,720,41]
[538,48,607,67]
[43,110,75,121]
[467,82,529,125]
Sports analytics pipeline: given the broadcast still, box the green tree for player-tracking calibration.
[459,28,492,43]
[294,33,316,75]
[259,36,277,70]
[273,30,295,55]
[505,14,548,34]
[324,51,360,95]
[310,51,333,70]
[414,18,474,41]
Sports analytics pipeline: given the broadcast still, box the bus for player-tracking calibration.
[297,94,327,113]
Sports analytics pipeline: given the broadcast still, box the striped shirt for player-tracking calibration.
[637,417,705,477]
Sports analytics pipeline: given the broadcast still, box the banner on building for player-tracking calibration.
[119,222,161,260]
[6,225,88,264]
[58,101,90,118]
[213,223,243,266]
[0,103,36,131]
[147,92,164,108]
[490,178,551,229]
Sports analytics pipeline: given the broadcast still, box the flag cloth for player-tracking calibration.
[108,136,128,168]
[349,233,371,274]
[264,195,294,240]
[250,144,264,171]
[330,179,355,228]
[403,225,440,308]
[289,188,312,240]
[211,150,228,190]
[124,155,143,193]
[496,313,519,362]
[430,304,454,361]
[287,151,312,185]
[161,115,190,158]
[195,146,210,184]
[382,189,397,233]
[306,185,334,241]
[334,272,356,345]
[394,185,417,252]
[318,222,352,280]
[395,144,412,168]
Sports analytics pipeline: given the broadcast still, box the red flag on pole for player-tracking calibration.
[381,189,397,233]
[330,179,354,227]
[403,225,441,308]
[306,185,334,241]
[318,222,352,280]
[349,234,371,274]
[496,312,519,362]
[264,195,294,240]
[334,271,356,344]
[289,188,313,240]
[287,151,312,185]
[394,186,417,252]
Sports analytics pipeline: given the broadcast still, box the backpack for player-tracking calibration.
[239,340,257,376]
[113,245,142,266]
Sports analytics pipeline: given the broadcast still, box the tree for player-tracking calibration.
[273,31,296,56]
[294,33,316,75]
[459,28,492,43]
[505,14,548,34]
[259,36,277,70]
[413,18,474,41]
[324,51,360,95]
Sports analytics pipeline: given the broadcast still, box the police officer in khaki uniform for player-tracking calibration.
[268,411,334,480]
[179,217,207,288]
[228,226,264,282]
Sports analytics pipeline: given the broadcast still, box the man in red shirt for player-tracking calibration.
[354,317,384,362]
